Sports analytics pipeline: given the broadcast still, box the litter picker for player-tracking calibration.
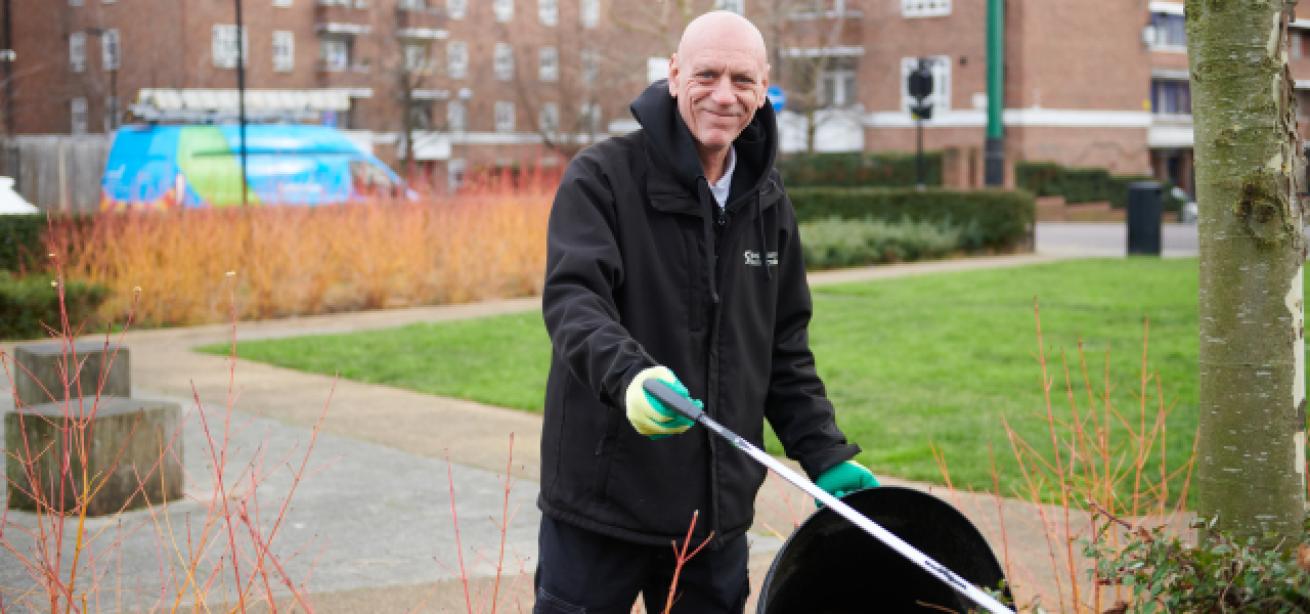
[644,380,1015,614]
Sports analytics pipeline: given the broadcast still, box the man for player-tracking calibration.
[537,10,877,613]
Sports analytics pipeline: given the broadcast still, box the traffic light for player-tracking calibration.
[907,58,935,121]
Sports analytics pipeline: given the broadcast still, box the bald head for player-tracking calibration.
[667,11,771,172]
[676,11,768,70]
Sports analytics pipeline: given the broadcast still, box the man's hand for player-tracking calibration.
[815,460,879,506]
[624,366,700,439]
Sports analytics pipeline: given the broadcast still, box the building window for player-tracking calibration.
[212,25,248,69]
[899,56,950,113]
[539,0,557,25]
[1149,12,1187,49]
[104,95,119,130]
[447,0,466,18]
[447,100,466,131]
[398,0,426,8]
[902,0,949,18]
[494,0,513,22]
[70,97,88,134]
[69,0,83,6]
[539,46,559,82]
[404,43,429,72]
[581,0,599,28]
[69,32,86,72]
[540,102,559,134]
[581,48,598,85]
[820,61,857,107]
[1294,31,1304,60]
[320,38,350,72]
[101,28,120,71]
[272,31,294,72]
[1151,79,1191,115]
[494,42,514,81]
[447,41,468,78]
[579,101,602,133]
[448,158,466,190]
[273,0,292,6]
[407,100,433,130]
[714,0,743,14]
[495,101,516,132]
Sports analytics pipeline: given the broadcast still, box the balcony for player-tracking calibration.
[316,58,373,85]
[395,4,445,31]
[316,0,369,30]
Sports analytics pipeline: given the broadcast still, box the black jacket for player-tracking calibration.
[539,80,859,546]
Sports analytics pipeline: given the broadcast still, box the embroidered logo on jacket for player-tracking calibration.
[743,250,779,267]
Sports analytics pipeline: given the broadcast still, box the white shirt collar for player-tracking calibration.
[709,146,736,209]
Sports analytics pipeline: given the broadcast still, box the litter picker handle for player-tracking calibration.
[641,380,1015,614]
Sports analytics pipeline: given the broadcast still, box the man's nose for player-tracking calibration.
[710,78,736,106]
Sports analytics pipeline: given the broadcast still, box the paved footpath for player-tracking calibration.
[2,252,1138,612]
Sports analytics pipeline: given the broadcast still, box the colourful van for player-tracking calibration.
[100,124,404,209]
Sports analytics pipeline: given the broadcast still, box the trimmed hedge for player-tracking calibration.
[779,152,944,188]
[1016,161,1187,212]
[800,217,963,269]
[0,214,46,272]
[788,187,1034,251]
[0,272,108,340]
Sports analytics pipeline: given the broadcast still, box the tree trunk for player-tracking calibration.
[1189,0,1307,547]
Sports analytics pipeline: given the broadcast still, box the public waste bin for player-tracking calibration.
[1127,181,1163,255]
[757,487,1010,614]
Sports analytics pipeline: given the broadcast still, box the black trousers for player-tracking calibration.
[533,515,750,614]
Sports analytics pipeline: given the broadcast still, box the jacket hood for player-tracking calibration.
[629,79,778,204]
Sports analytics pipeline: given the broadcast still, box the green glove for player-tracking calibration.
[624,366,700,439]
[814,460,879,507]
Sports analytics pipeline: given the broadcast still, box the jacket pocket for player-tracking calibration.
[593,407,620,499]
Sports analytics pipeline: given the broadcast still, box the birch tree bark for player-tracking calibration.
[1189,0,1307,546]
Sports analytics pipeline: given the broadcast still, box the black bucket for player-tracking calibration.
[757,486,1010,613]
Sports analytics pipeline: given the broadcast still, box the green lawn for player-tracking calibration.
[207,258,1227,503]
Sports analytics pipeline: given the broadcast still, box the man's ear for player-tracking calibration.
[757,75,770,109]
[667,54,679,97]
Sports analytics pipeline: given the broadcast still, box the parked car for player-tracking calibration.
[100,124,406,209]
[0,176,39,214]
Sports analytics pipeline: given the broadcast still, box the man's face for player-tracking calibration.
[667,38,768,153]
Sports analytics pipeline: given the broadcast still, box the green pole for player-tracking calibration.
[984,0,1005,186]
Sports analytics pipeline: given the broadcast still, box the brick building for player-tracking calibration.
[5,0,1310,194]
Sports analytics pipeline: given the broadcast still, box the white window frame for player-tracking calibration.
[447,0,466,19]
[273,0,292,6]
[398,0,426,8]
[494,100,515,132]
[494,42,514,81]
[272,31,295,72]
[820,65,857,107]
[212,25,248,69]
[539,46,559,82]
[447,158,466,190]
[447,100,467,131]
[70,97,88,135]
[580,0,599,28]
[404,42,429,72]
[320,37,350,72]
[581,48,598,85]
[494,0,514,22]
[69,0,83,6]
[579,101,602,134]
[447,41,468,78]
[539,0,558,26]
[69,32,86,72]
[899,56,950,113]
[714,0,744,14]
[101,28,120,71]
[901,0,950,18]
[539,102,559,135]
